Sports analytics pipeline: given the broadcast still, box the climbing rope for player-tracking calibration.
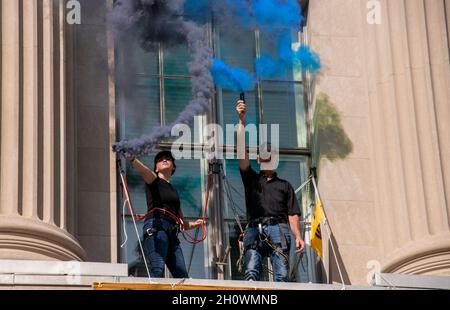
[117,160,153,281]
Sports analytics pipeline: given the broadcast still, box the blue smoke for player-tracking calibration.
[222,0,303,30]
[255,54,281,79]
[208,0,319,85]
[255,33,322,79]
[187,0,320,84]
[252,0,303,29]
[210,59,255,92]
[295,46,322,74]
[184,0,304,30]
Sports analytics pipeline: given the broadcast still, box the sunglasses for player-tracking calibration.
[156,156,173,163]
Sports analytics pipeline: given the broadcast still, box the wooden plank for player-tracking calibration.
[92,282,273,291]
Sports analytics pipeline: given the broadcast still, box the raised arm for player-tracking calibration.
[236,100,250,171]
[129,157,157,185]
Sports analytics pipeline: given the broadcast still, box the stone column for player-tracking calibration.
[362,0,450,275]
[0,0,86,261]
[308,0,450,283]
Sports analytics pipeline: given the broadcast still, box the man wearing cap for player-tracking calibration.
[236,100,305,282]
[127,151,204,278]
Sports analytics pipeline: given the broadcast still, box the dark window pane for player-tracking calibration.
[170,159,203,218]
[119,39,159,75]
[164,78,195,124]
[259,29,302,82]
[164,43,191,76]
[223,160,247,219]
[122,77,160,140]
[217,28,255,73]
[261,81,306,148]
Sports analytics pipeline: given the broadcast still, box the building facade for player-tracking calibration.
[0,0,449,286]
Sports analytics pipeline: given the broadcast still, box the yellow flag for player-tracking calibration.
[311,199,325,257]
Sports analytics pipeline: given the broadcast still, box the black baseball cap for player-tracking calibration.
[154,151,176,175]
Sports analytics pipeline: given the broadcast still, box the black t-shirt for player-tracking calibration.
[240,166,301,222]
[145,177,181,219]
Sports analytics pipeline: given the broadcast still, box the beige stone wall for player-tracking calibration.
[70,0,117,263]
[309,0,450,284]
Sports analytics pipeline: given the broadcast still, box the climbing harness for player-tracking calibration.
[118,159,211,246]
[258,224,290,261]
[228,173,313,278]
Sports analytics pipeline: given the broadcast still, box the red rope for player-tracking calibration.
[119,167,211,244]
[180,173,212,244]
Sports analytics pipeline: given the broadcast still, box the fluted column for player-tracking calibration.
[0,0,86,261]
[308,0,450,283]
[23,0,39,219]
[363,0,450,274]
[43,0,55,224]
[0,0,20,216]
[424,0,450,234]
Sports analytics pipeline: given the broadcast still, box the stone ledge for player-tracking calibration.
[1,260,448,290]
[375,273,450,290]
[0,260,128,277]
[0,274,382,290]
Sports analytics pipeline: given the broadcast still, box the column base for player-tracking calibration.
[0,215,87,261]
[382,232,450,276]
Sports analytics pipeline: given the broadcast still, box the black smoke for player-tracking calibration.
[111,0,214,157]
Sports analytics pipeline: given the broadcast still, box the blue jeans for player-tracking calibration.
[243,223,291,282]
[143,218,188,278]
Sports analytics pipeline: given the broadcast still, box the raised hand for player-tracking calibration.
[236,100,247,120]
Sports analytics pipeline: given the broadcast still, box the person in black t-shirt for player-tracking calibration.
[127,151,204,278]
[236,100,305,282]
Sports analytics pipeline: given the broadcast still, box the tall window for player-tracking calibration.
[116,14,317,282]
[213,22,315,281]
